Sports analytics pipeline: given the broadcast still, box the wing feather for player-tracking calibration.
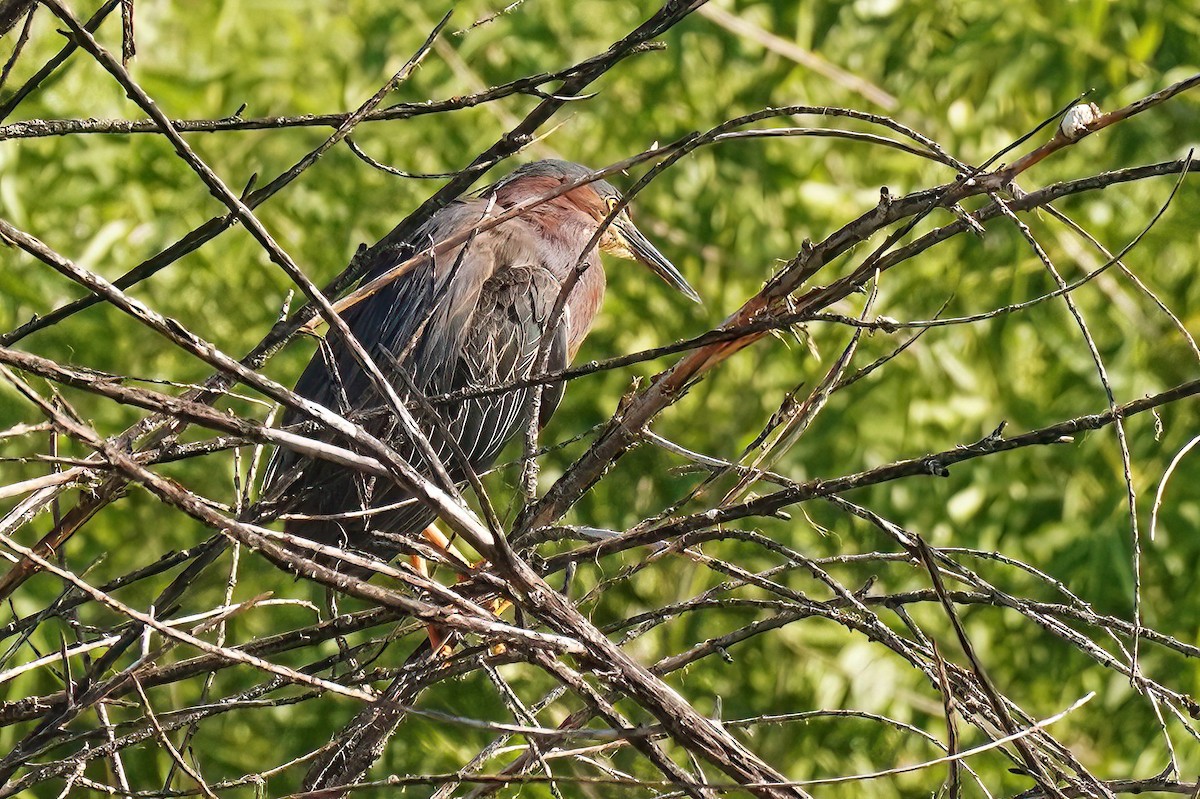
[263,211,572,560]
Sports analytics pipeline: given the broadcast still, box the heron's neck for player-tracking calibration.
[493,182,608,355]
[543,217,606,357]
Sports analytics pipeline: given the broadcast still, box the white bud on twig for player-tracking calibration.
[1059,102,1101,140]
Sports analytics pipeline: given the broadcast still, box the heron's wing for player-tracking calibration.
[263,206,571,558]
[446,262,569,466]
[261,200,485,497]
[347,262,570,558]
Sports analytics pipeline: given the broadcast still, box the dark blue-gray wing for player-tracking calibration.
[262,225,445,509]
[349,263,570,558]
[263,229,569,560]
[276,201,484,429]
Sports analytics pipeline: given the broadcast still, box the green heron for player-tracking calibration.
[264,160,698,566]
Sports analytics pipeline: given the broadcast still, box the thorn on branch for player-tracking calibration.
[854,575,877,598]
[617,377,643,417]
[955,423,1008,454]
[276,290,294,325]
[951,204,986,238]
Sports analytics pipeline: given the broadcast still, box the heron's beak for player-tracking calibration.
[615,218,701,304]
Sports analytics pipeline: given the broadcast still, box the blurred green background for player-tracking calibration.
[2,1,1199,796]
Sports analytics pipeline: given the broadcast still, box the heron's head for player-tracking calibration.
[494,160,701,303]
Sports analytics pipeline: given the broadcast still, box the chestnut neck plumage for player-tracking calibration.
[492,178,608,356]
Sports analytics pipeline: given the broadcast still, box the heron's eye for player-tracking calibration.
[605,196,620,214]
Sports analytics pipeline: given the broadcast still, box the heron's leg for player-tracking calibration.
[424,524,511,615]
[408,550,454,656]
[419,524,473,570]
[415,524,509,655]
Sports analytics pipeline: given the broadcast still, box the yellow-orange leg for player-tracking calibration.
[413,524,497,657]
[408,549,454,657]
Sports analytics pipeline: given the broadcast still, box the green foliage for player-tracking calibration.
[2,1,1199,796]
